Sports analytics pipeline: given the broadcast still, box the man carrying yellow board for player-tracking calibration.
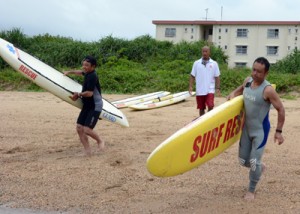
[227,57,285,200]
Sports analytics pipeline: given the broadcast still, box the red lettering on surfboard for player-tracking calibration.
[223,111,244,144]
[190,111,244,163]
[235,111,245,135]
[190,122,225,163]
[19,65,37,80]
[190,135,201,163]
[199,130,210,158]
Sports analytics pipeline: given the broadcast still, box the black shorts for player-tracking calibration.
[77,108,101,129]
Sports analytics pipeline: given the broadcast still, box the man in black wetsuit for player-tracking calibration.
[64,56,104,156]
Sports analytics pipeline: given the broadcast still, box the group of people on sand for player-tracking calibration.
[64,46,285,201]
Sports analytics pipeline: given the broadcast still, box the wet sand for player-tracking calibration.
[0,92,299,214]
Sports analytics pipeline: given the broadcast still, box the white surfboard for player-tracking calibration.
[0,38,129,127]
[112,91,170,108]
[128,91,195,110]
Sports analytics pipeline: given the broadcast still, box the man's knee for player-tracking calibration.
[239,157,251,168]
[239,157,246,166]
[83,126,93,134]
[76,124,84,134]
[250,158,257,171]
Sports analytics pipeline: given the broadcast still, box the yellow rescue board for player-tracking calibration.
[147,95,245,177]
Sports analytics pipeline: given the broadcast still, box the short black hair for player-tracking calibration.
[83,56,97,67]
[254,57,270,71]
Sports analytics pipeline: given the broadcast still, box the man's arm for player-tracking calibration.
[64,70,84,101]
[215,76,221,96]
[227,77,251,100]
[264,86,285,145]
[63,70,83,76]
[189,75,195,95]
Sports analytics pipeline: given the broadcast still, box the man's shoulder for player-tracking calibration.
[193,59,202,65]
[208,58,218,64]
[86,71,97,78]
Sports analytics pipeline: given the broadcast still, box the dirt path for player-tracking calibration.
[0,92,299,214]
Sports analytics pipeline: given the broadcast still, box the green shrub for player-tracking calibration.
[1,28,300,94]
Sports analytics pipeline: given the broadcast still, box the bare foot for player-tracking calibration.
[244,191,255,200]
[84,148,92,157]
[97,140,105,152]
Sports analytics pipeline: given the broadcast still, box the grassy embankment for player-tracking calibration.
[0,28,300,99]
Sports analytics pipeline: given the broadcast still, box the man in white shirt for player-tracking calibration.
[189,46,221,116]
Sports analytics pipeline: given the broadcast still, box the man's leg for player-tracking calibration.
[245,136,266,200]
[83,126,105,151]
[206,93,215,112]
[199,109,205,116]
[84,110,105,152]
[76,124,91,156]
[238,128,254,200]
[196,96,206,116]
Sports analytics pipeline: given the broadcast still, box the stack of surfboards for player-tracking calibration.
[0,38,129,127]
[128,91,195,110]
[112,91,170,108]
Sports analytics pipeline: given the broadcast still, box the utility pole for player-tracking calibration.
[221,6,223,21]
[205,8,209,20]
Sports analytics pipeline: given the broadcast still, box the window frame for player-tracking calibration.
[235,62,247,68]
[237,29,248,38]
[267,46,279,55]
[165,28,176,37]
[267,29,279,38]
[236,45,248,55]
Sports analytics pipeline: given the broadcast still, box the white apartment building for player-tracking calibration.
[153,20,300,68]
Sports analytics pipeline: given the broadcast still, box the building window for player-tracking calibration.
[267,46,279,55]
[219,28,221,33]
[165,28,176,37]
[236,46,247,55]
[219,36,221,40]
[225,28,228,33]
[237,29,248,37]
[225,45,227,50]
[185,28,188,33]
[267,29,279,38]
[235,62,247,67]
[191,35,193,39]
[296,29,298,34]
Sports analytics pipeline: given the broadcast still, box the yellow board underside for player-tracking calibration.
[147,96,245,177]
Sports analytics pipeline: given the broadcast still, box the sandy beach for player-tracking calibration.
[0,92,299,214]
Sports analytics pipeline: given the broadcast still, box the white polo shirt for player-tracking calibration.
[190,58,220,95]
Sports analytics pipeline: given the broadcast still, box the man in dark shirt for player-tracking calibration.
[64,56,104,156]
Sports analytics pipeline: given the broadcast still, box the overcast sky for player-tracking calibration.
[1,0,299,42]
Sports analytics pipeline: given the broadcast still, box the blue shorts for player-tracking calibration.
[77,108,101,129]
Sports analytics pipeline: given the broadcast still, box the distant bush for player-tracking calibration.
[271,49,300,74]
[0,28,300,94]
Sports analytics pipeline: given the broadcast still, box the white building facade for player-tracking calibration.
[153,20,300,68]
